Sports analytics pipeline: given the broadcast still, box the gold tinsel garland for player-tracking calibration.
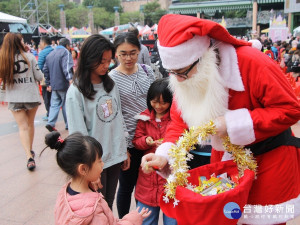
[163,120,257,203]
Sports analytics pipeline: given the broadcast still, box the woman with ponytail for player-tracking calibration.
[43,131,151,225]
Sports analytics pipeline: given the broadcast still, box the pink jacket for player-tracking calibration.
[55,182,143,225]
[133,109,171,207]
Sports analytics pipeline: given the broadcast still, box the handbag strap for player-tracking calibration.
[140,64,148,76]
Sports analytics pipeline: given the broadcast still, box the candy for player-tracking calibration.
[193,172,238,196]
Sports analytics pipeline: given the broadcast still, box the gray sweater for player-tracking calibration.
[66,83,127,169]
[1,52,44,103]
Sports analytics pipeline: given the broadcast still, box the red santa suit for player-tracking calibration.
[155,14,300,225]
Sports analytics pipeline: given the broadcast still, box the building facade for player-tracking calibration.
[167,0,299,37]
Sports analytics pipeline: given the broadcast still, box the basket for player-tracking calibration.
[160,160,255,225]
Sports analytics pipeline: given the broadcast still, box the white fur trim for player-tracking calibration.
[155,142,174,179]
[211,135,225,151]
[155,142,174,161]
[221,151,233,161]
[249,39,262,51]
[237,193,300,225]
[225,108,255,145]
[216,41,245,92]
[134,114,150,121]
[157,35,210,70]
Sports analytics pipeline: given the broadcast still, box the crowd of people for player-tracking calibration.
[248,35,300,82]
[0,13,300,225]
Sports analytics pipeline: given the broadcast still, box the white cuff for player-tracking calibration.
[225,108,255,145]
[155,142,174,161]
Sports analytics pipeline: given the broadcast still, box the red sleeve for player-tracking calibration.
[228,47,300,145]
[250,64,300,142]
[132,120,151,151]
[163,99,189,143]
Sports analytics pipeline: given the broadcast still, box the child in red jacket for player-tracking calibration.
[133,78,177,225]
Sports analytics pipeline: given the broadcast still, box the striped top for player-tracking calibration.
[109,64,155,148]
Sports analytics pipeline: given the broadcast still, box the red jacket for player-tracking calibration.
[133,109,171,207]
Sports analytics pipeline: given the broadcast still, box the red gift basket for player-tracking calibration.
[160,160,255,225]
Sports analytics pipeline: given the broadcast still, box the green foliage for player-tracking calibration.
[143,0,166,26]
[83,0,122,13]
[65,7,89,28]
[93,7,114,29]
[0,0,141,31]
[0,0,20,16]
[224,10,247,18]
[120,12,141,25]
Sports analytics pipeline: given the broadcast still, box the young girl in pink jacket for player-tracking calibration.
[133,78,177,225]
[43,131,151,225]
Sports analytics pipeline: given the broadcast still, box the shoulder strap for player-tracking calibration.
[140,64,148,76]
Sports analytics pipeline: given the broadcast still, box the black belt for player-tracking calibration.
[246,127,300,155]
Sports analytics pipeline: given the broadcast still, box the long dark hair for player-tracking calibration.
[147,78,173,111]
[74,34,115,100]
[43,131,103,178]
[0,33,29,89]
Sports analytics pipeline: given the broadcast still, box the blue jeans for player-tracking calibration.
[137,201,177,225]
[47,90,68,128]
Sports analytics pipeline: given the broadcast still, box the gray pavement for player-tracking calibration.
[0,100,299,224]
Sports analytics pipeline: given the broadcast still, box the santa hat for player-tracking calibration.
[157,14,251,91]
[248,39,262,51]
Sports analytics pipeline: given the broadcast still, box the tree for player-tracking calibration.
[120,12,141,25]
[143,1,166,26]
[0,0,20,16]
[93,7,114,29]
[83,0,122,13]
[66,7,89,28]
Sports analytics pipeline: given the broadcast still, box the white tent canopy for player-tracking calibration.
[0,12,27,23]
[294,26,300,36]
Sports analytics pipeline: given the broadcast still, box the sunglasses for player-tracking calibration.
[166,59,199,79]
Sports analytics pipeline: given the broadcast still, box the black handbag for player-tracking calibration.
[291,59,300,72]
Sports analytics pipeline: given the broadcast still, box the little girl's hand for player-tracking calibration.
[90,178,103,191]
[136,207,151,219]
[146,136,155,146]
[154,139,163,147]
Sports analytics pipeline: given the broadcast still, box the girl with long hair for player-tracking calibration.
[0,33,44,171]
[66,34,128,209]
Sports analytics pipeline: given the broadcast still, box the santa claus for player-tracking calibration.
[141,14,300,225]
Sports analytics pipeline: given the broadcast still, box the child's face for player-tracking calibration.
[72,51,77,59]
[87,155,104,183]
[91,50,112,78]
[116,42,140,70]
[150,95,170,116]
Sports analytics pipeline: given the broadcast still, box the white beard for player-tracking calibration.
[169,47,229,128]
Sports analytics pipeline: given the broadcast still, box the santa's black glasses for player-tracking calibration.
[166,59,200,78]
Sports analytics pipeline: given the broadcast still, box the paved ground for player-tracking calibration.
[0,100,299,225]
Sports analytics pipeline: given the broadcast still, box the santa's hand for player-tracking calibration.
[214,116,228,138]
[141,153,168,174]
